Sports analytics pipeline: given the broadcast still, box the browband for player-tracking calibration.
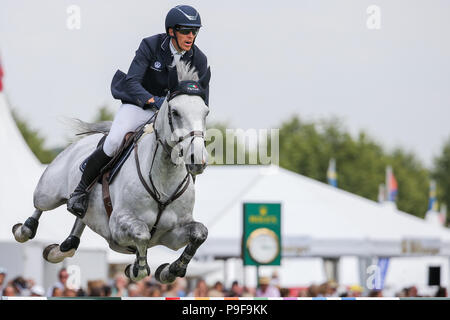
[167,80,207,104]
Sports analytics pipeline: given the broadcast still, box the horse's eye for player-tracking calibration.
[172,109,180,117]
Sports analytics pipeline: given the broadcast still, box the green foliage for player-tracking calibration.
[14,105,115,165]
[387,149,429,218]
[94,105,114,122]
[12,110,57,164]
[278,115,431,218]
[432,138,450,225]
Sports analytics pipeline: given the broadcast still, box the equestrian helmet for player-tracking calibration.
[165,5,202,33]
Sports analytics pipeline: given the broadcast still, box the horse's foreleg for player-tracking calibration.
[156,221,208,284]
[12,209,43,243]
[43,218,86,263]
[111,212,151,282]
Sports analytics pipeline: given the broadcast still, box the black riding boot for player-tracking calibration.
[67,146,112,218]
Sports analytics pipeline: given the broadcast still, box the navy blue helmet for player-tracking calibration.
[165,5,202,33]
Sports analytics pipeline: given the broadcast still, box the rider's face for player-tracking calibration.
[169,28,197,52]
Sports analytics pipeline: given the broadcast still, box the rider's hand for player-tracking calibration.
[152,96,166,109]
[147,97,155,104]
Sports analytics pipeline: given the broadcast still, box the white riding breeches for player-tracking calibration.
[103,103,156,157]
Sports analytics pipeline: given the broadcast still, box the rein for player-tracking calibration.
[133,105,204,237]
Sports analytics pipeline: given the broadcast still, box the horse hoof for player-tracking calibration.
[125,263,151,282]
[12,223,32,243]
[43,244,76,263]
[125,264,131,279]
[155,263,176,284]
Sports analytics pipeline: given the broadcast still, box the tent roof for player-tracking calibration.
[193,165,450,257]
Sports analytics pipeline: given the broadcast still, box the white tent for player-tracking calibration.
[192,165,450,294]
[0,92,108,291]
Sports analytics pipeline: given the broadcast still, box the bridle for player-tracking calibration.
[134,94,206,237]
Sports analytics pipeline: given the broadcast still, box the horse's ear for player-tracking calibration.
[168,66,179,91]
[199,67,211,89]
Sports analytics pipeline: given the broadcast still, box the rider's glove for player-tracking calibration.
[151,96,166,109]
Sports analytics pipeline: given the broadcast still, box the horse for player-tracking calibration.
[12,62,211,283]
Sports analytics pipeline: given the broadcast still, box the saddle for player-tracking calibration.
[79,117,155,217]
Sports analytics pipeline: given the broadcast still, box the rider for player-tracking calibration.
[67,5,209,218]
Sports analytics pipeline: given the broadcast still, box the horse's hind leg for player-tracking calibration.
[12,209,43,243]
[43,218,85,263]
[156,221,208,284]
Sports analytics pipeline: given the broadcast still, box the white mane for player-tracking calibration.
[176,61,199,82]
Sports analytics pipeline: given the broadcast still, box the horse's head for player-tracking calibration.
[155,61,211,175]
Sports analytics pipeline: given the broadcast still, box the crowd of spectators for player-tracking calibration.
[0,267,447,298]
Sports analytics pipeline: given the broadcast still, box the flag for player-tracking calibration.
[373,257,389,290]
[378,184,386,203]
[327,158,337,187]
[440,204,447,226]
[386,166,398,202]
[428,180,438,212]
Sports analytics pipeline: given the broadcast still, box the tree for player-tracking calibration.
[277,115,431,218]
[12,110,58,164]
[94,105,114,122]
[432,137,450,225]
[387,149,429,218]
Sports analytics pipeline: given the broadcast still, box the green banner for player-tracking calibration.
[242,203,281,266]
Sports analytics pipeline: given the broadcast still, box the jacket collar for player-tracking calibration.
[161,34,194,65]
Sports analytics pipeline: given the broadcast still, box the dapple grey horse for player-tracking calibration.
[12,62,211,283]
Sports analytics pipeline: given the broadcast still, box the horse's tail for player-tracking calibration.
[66,118,112,138]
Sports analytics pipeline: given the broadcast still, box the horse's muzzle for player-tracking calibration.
[186,163,207,176]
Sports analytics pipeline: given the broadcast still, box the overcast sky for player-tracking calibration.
[1,0,449,167]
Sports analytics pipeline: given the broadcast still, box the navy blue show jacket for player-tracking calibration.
[111,33,209,108]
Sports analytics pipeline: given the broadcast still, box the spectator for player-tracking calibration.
[47,268,68,296]
[297,289,308,297]
[348,284,363,297]
[255,277,280,297]
[128,284,141,297]
[103,284,112,297]
[369,289,383,297]
[241,286,254,297]
[279,288,290,297]
[164,278,186,297]
[208,281,225,297]
[270,271,280,289]
[51,286,63,297]
[407,286,419,297]
[226,281,242,297]
[164,281,180,297]
[111,273,129,297]
[326,281,338,297]
[88,280,106,297]
[30,285,45,297]
[148,285,162,297]
[12,277,31,296]
[63,288,78,297]
[307,284,319,297]
[435,286,447,297]
[0,267,7,293]
[189,278,209,297]
[3,284,18,297]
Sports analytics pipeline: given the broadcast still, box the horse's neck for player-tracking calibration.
[139,133,187,198]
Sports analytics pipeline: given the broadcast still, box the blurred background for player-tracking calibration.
[1,0,450,298]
